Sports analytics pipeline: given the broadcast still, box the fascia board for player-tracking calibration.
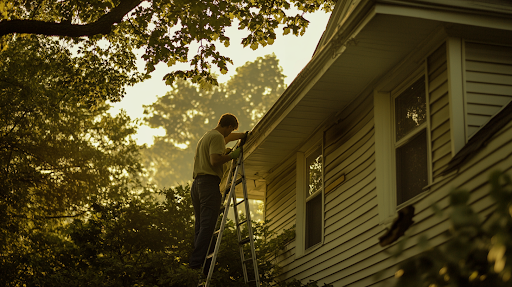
[375,2,512,31]
[377,0,512,15]
[317,0,374,55]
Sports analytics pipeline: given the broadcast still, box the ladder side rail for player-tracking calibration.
[203,160,241,287]
[222,159,237,201]
[231,172,250,283]
[240,158,260,286]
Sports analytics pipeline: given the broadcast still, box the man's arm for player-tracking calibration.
[210,153,232,167]
[224,132,246,144]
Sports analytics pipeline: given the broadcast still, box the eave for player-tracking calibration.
[236,1,512,200]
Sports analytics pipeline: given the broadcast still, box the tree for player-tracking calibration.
[143,53,286,188]
[0,0,335,86]
[0,35,144,256]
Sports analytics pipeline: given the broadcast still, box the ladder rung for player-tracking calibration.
[218,205,225,214]
[239,237,250,245]
[237,219,247,226]
[213,229,220,237]
[235,199,245,206]
[206,252,214,260]
[223,178,244,193]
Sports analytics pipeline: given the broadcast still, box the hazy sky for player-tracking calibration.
[109,11,332,146]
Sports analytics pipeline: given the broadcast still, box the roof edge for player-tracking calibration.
[243,2,378,160]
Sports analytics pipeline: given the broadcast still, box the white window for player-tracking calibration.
[375,39,467,223]
[296,142,324,255]
[375,71,431,222]
[305,148,323,249]
[393,76,429,205]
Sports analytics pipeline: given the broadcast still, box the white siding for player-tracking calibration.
[465,42,512,138]
[263,40,512,287]
[428,43,452,180]
[370,120,512,286]
[265,92,381,285]
[265,160,296,234]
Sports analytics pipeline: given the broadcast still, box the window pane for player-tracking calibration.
[305,193,322,249]
[396,129,428,205]
[307,148,322,197]
[395,77,427,141]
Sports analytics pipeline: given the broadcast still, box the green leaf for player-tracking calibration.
[166,58,176,67]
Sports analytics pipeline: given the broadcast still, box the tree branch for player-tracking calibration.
[10,210,88,220]
[0,0,144,37]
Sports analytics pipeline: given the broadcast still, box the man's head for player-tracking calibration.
[218,113,238,130]
[216,113,238,137]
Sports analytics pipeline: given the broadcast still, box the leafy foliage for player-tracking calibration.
[0,35,144,262]
[0,183,324,287]
[143,54,286,188]
[391,170,512,287]
[1,0,335,86]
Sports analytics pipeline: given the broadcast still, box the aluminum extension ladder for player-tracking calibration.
[197,142,260,287]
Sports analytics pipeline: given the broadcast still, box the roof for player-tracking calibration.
[442,101,512,175]
[237,0,512,200]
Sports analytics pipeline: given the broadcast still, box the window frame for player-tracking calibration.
[391,73,432,209]
[296,139,324,256]
[375,66,433,223]
[304,147,323,249]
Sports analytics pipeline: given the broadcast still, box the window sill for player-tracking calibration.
[395,172,459,212]
[396,188,431,211]
[379,187,433,226]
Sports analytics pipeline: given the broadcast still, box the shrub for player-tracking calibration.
[1,184,328,287]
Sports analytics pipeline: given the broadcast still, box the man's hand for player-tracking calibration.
[240,131,249,146]
[225,131,250,144]
[229,147,241,159]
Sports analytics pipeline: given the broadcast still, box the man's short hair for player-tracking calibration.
[218,113,238,129]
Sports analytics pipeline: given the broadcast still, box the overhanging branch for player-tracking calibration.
[0,0,144,37]
[11,210,88,220]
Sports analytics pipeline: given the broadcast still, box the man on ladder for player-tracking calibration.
[188,113,246,274]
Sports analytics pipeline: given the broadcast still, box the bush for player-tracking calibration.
[1,184,327,287]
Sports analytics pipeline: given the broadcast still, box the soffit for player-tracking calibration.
[239,2,512,200]
[243,13,441,182]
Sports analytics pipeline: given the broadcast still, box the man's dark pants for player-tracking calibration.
[189,174,222,273]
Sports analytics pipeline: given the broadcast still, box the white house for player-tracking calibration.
[231,0,512,285]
